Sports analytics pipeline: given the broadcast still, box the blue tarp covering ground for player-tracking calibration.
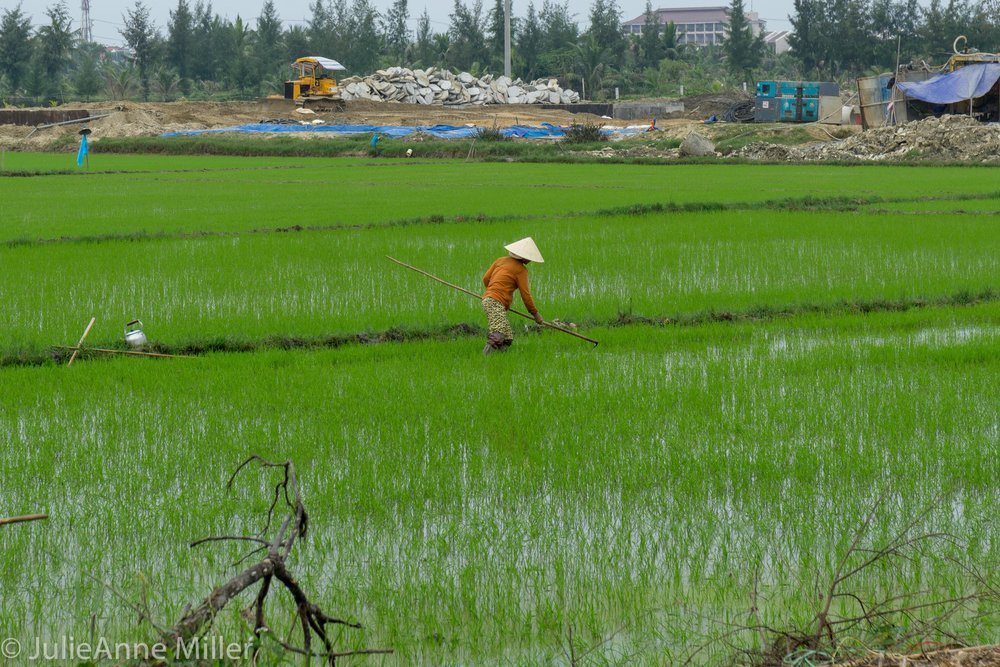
[896,63,1000,104]
[162,122,571,139]
[160,122,652,140]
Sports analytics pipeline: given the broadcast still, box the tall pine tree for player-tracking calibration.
[0,5,33,95]
[36,2,75,101]
[412,9,435,65]
[382,0,410,63]
[787,0,826,74]
[585,0,624,67]
[348,0,382,73]
[722,0,763,79]
[167,0,194,92]
[638,0,662,69]
[486,0,507,72]
[255,0,285,78]
[121,1,159,100]
[447,0,487,70]
[517,1,543,77]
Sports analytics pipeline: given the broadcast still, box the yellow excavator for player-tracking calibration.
[284,56,347,110]
[944,36,1000,71]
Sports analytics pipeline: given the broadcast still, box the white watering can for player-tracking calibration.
[124,319,147,347]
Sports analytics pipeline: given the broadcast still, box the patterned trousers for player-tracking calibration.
[482,297,514,341]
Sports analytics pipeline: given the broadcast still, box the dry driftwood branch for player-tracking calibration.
[165,456,391,664]
[809,493,956,649]
[687,492,999,666]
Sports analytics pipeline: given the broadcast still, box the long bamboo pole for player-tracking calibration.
[386,255,599,347]
[0,514,48,527]
[67,317,96,367]
[25,113,114,138]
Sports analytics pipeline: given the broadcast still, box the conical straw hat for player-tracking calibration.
[504,237,544,263]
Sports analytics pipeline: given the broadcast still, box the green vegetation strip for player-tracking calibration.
[0,192,969,248]
[4,185,1000,249]
[3,155,999,661]
[3,208,1000,351]
[5,156,1000,242]
[4,287,998,369]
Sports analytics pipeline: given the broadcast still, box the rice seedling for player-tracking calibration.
[2,208,1000,356]
[0,303,997,663]
[867,196,1000,214]
[3,156,1000,242]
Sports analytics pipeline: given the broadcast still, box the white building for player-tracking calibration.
[621,6,765,47]
[763,30,792,54]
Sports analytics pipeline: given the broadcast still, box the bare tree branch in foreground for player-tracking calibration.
[685,493,998,666]
[164,456,392,665]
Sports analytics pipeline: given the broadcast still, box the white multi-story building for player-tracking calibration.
[763,30,792,54]
[621,6,764,47]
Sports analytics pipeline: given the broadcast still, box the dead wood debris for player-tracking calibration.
[686,494,999,667]
[164,455,392,665]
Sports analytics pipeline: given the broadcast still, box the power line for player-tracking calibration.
[91,17,127,27]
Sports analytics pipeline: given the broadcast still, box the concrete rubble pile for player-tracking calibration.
[338,67,580,105]
[737,115,1000,162]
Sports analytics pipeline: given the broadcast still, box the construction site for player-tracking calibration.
[1,95,997,164]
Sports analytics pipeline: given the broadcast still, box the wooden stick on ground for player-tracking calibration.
[54,346,193,359]
[0,514,48,527]
[67,317,96,367]
[386,255,600,347]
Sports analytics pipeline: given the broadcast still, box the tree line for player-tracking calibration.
[3,0,991,106]
[0,0,775,104]
[789,0,1000,78]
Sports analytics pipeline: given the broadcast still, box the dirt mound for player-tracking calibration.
[671,92,750,120]
[0,100,615,150]
[0,101,263,150]
[5,100,993,165]
[737,115,1000,162]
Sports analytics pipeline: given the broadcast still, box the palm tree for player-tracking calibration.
[572,35,611,100]
[153,68,181,101]
[103,64,137,99]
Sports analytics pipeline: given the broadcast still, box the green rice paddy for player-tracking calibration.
[0,155,997,664]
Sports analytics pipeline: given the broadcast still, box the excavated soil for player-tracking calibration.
[1,99,995,164]
[665,91,748,119]
[736,114,1000,163]
[0,99,614,150]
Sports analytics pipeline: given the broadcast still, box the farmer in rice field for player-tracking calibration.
[481,237,545,354]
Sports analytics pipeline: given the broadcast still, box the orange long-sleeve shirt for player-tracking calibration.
[482,256,538,315]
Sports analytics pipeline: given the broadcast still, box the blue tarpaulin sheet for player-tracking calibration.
[160,122,652,140]
[896,63,1000,104]
[162,122,571,139]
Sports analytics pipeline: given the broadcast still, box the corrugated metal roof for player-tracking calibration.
[298,56,347,71]
[623,6,729,25]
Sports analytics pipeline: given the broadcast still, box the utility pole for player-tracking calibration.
[504,0,511,78]
[81,0,93,42]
